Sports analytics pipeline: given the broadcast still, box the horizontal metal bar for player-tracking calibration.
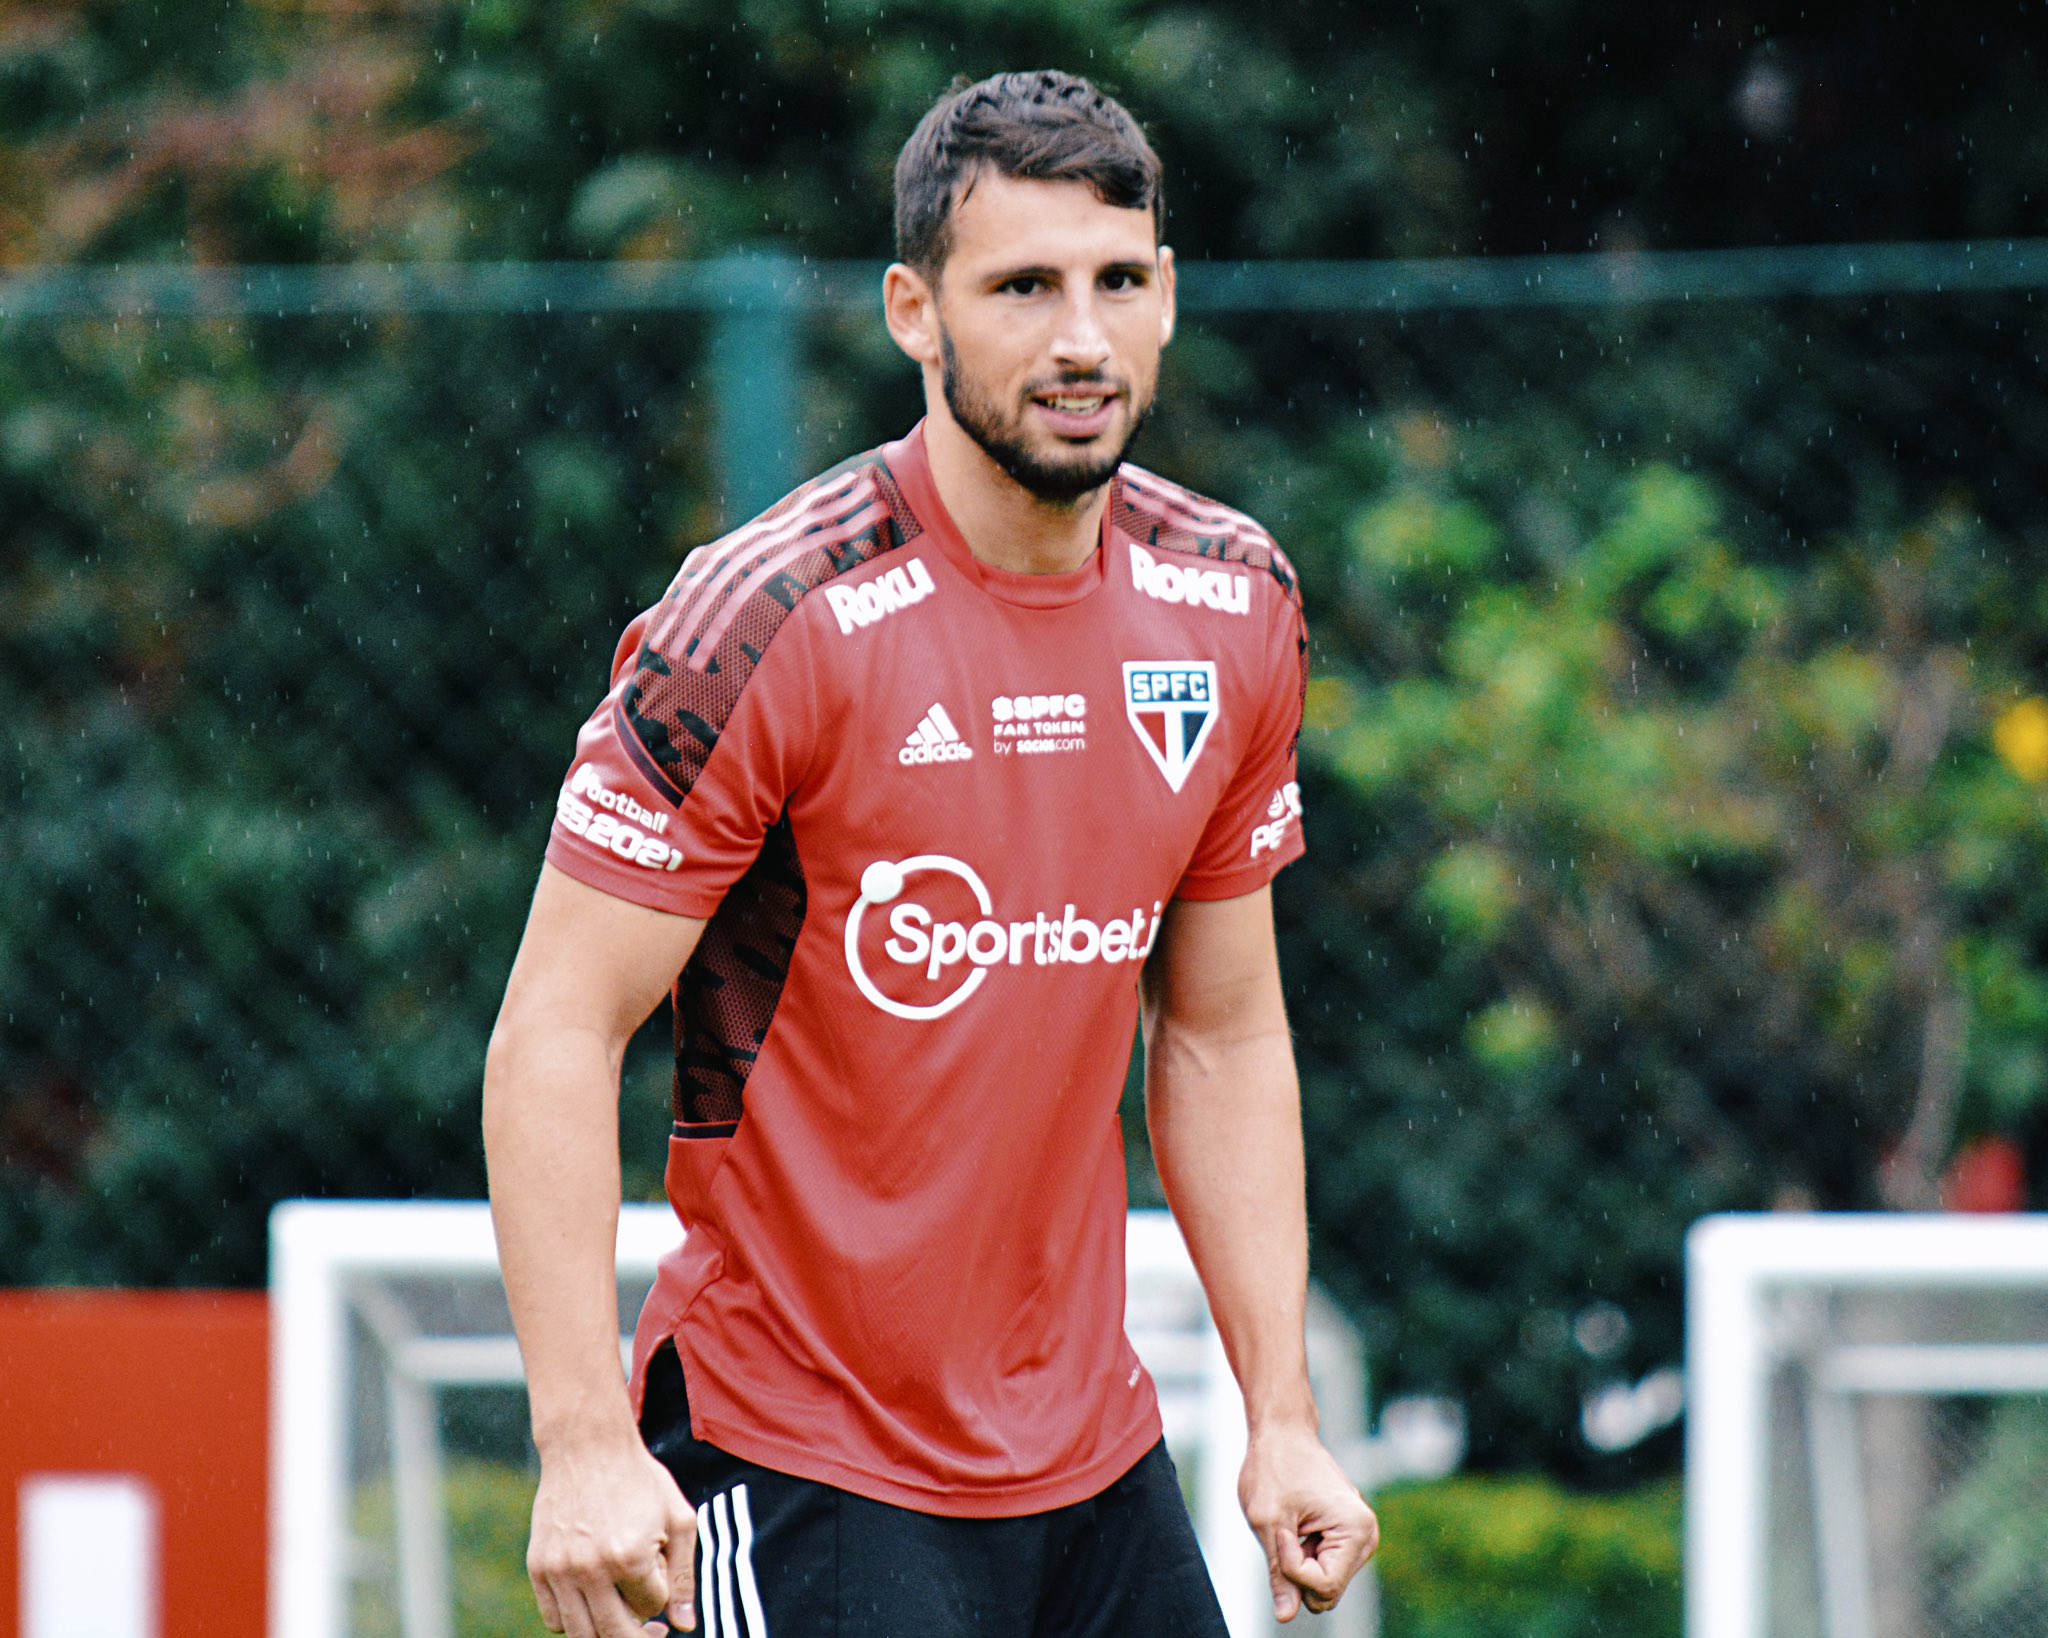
[387,1330,1212,1390]
[1815,1342,2048,1396]
[2,239,2042,320]
[389,1334,632,1388]
[1702,1212,2048,1286]
[0,255,873,320]
[1180,240,2048,311]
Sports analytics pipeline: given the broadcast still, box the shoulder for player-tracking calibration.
[1110,463,1301,610]
[615,449,920,784]
[631,447,932,680]
[651,450,918,663]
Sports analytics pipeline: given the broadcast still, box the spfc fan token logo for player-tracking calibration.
[1123,661,1220,792]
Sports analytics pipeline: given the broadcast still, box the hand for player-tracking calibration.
[1238,1424,1380,1622]
[527,1432,698,1637]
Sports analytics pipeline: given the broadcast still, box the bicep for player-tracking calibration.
[495,862,707,1055]
[1141,886,1289,1045]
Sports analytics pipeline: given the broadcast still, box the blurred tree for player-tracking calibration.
[1279,428,2048,1466]
[4,0,2045,1484]
[2,1,2041,270]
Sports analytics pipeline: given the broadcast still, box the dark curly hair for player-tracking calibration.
[893,70,1164,280]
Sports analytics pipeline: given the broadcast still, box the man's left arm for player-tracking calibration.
[1141,886,1379,1622]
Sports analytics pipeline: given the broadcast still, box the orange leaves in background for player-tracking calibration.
[0,27,474,266]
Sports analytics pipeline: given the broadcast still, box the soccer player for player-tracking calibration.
[484,68,1378,1638]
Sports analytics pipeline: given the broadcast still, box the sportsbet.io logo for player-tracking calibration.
[844,855,1163,1021]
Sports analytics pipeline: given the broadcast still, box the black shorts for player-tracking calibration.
[637,1343,1229,1638]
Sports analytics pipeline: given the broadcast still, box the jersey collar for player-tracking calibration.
[881,421,1109,611]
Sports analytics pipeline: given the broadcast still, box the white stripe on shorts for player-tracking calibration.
[731,1484,770,1637]
[695,1498,720,1636]
[694,1484,769,1637]
[712,1490,739,1638]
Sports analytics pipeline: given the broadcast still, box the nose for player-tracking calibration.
[1049,290,1111,375]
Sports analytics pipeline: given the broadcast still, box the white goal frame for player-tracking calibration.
[1686,1212,2048,1638]
[271,1200,1373,1638]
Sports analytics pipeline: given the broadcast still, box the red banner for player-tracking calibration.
[0,1290,267,1638]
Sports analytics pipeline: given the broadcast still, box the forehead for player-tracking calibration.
[943,170,1159,277]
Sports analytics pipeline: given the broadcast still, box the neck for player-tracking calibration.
[921,406,1110,576]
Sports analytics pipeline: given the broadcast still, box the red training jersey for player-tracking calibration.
[545,423,1308,1515]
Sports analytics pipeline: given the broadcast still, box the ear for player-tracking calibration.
[883,262,943,368]
[1156,245,1178,349]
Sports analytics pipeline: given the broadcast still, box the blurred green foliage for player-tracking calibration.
[352,1460,1684,1638]
[1373,1475,1681,1638]
[0,305,711,1277]
[1929,1400,2048,1628]
[4,0,2048,1487]
[3,0,2037,268]
[1280,403,2048,1464]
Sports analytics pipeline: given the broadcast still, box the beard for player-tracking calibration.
[939,325,1153,505]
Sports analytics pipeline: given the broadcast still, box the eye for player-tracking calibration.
[1102,269,1148,293]
[999,275,1048,296]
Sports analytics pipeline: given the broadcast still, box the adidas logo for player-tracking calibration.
[899,702,974,766]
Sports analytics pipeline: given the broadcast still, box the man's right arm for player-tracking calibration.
[483,861,708,1638]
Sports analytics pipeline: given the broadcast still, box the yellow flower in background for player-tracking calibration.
[1994,696,2048,784]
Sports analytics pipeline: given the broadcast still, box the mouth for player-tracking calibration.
[1030,386,1120,439]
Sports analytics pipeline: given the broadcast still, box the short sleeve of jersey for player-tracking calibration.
[544,597,819,919]
[1175,580,1309,901]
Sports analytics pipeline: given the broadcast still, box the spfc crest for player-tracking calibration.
[1123,661,1220,792]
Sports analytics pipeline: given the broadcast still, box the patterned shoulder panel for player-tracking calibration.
[619,451,924,1133]
[621,450,925,800]
[1111,463,1300,604]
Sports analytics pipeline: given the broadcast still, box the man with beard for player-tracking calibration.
[485,69,1377,1638]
